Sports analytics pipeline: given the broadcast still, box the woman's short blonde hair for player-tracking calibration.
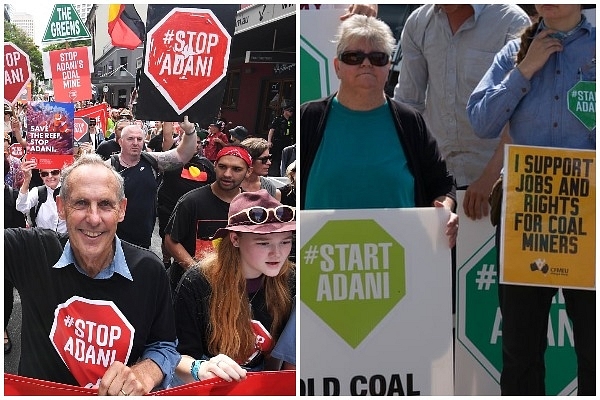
[335,14,396,57]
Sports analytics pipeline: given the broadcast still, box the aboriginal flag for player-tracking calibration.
[108,4,145,50]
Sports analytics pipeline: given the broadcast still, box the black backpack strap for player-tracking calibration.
[141,152,159,174]
[29,185,48,227]
[110,154,121,171]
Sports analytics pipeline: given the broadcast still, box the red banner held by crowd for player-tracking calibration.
[75,103,108,134]
[4,371,296,396]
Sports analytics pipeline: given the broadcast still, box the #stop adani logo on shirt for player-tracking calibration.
[50,296,135,388]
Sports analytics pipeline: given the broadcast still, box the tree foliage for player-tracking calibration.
[4,21,44,90]
[42,39,91,52]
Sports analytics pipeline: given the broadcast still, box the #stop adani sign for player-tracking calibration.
[144,8,231,115]
[4,42,31,105]
[50,296,134,388]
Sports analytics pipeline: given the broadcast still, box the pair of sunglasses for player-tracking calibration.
[40,169,60,177]
[229,205,296,225]
[339,51,390,66]
[255,155,273,164]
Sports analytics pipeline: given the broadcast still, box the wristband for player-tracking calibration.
[184,129,196,136]
[190,359,205,381]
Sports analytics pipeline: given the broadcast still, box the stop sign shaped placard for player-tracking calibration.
[74,117,88,142]
[50,296,135,388]
[9,143,24,159]
[144,8,231,114]
[4,42,32,105]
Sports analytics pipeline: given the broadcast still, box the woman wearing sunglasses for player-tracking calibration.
[240,137,282,201]
[300,14,458,247]
[173,189,295,384]
[15,159,66,233]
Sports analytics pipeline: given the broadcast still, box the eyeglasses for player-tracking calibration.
[40,169,60,178]
[255,155,273,164]
[339,51,390,66]
[228,205,296,225]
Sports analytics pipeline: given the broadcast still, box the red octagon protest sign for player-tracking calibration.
[144,8,231,114]
[74,117,88,142]
[4,42,31,105]
[50,296,135,388]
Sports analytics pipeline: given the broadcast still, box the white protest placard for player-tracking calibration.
[299,208,453,395]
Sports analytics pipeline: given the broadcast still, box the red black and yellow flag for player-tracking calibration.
[108,4,145,50]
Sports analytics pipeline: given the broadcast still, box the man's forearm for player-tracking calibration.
[165,235,196,269]
[174,124,198,163]
[131,358,164,393]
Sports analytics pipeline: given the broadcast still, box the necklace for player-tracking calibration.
[120,158,139,168]
[248,288,260,310]
[246,275,264,311]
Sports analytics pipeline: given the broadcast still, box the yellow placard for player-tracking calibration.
[501,145,595,289]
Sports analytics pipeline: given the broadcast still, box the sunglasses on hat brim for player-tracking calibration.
[228,205,296,226]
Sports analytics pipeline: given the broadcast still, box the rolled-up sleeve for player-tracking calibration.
[142,340,181,389]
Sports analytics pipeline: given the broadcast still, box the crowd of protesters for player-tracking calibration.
[4,81,296,394]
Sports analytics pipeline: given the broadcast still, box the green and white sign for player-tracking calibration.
[301,219,406,348]
[42,4,91,44]
[567,80,595,130]
[300,208,453,396]
[299,9,342,103]
[455,191,578,395]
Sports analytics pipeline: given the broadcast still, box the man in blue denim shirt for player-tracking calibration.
[467,5,595,395]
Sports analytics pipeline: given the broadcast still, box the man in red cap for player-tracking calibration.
[164,145,253,293]
[203,120,229,162]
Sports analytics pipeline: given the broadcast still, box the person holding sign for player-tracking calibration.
[300,14,459,248]
[16,160,66,233]
[467,5,595,395]
[172,189,295,383]
[4,154,179,395]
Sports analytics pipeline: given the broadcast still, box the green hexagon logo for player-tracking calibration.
[300,219,406,348]
[567,80,595,130]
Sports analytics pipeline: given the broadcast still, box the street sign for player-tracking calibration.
[245,51,295,64]
[144,8,232,114]
[50,296,134,388]
[4,42,31,105]
[42,4,91,43]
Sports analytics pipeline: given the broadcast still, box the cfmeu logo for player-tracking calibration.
[301,219,406,348]
[529,258,549,274]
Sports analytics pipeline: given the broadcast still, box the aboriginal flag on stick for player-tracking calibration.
[108,4,145,50]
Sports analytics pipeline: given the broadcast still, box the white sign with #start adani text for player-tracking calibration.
[299,208,454,395]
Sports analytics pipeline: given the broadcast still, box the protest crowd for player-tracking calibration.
[3,2,596,397]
